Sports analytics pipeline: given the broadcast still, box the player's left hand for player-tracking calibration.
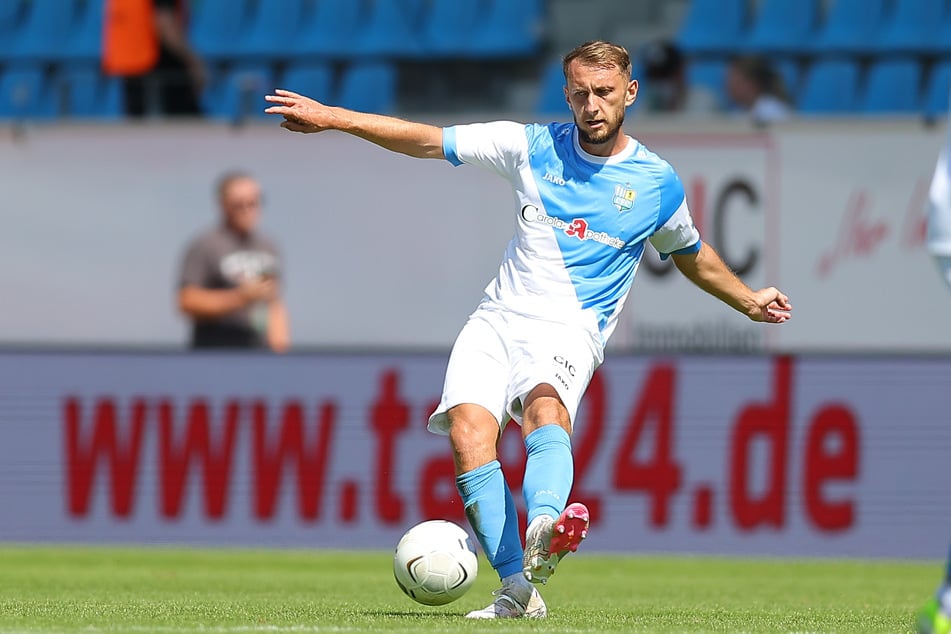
[263,89,333,133]
[750,287,791,323]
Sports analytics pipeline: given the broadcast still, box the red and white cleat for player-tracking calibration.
[522,502,590,585]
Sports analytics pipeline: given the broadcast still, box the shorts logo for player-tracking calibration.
[553,355,576,377]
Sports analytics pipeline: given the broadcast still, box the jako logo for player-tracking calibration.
[543,172,566,186]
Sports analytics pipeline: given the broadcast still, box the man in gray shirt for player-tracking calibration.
[177,172,290,351]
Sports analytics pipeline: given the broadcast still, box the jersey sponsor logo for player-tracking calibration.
[520,204,625,250]
[613,184,636,212]
[543,171,566,186]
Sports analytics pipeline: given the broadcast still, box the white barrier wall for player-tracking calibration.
[1,119,950,351]
[0,351,947,558]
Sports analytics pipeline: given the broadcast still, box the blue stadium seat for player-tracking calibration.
[203,63,276,121]
[466,0,544,58]
[189,0,252,60]
[61,0,104,61]
[774,58,802,96]
[807,0,889,55]
[6,0,70,62]
[336,61,397,113]
[54,64,122,118]
[282,62,334,104]
[871,0,945,55]
[351,0,424,58]
[675,0,748,56]
[535,58,567,116]
[293,0,362,58]
[924,61,951,120]
[686,58,728,110]
[0,0,24,60]
[859,59,922,114]
[0,65,57,119]
[935,9,951,55]
[237,0,304,59]
[797,58,862,113]
[740,0,820,55]
[417,0,482,56]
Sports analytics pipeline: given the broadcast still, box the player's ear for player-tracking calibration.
[626,79,638,107]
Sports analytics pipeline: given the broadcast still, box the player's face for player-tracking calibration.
[221,178,262,236]
[564,61,637,155]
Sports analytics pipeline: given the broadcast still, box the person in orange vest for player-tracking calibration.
[103,0,205,117]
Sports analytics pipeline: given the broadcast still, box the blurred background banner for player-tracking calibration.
[1,350,948,558]
[0,120,945,352]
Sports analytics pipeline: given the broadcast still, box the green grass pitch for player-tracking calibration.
[0,546,938,633]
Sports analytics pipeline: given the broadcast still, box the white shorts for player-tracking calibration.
[427,302,602,435]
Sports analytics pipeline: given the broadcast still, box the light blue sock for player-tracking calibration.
[456,460,523,579]
[523,425,573,524]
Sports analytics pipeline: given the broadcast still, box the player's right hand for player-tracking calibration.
[264,89,332,133]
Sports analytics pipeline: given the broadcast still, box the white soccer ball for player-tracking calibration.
[393,519,478,606]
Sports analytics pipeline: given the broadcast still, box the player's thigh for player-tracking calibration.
[427,310,510,435]
[507,320,600,430]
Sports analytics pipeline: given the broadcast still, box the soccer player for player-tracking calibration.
[917,86,951,634]
[265,40,791,619]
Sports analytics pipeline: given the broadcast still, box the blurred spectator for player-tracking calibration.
[103,0,205,117]
[177,172,290,352]
[638,40,718,115]
[725,55,791,126]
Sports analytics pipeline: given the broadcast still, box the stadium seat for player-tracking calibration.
[293,0,363,58]
[797,58,861,113]
[417,0,482,57]
[675,0,748,56]
[807,0,889,55]
[336,61,398,113]
[774,58,802,96]
[0,65,57,119]
[858,59,922,114]
[0,0,24,60]
[237,0,304,59]
[870,0,945,55]
[740,0,820,55]
[59,0,105,62]
[935,9,951,55]
[350,0,424,58]
[535,58,567,116]
[282,62,334,105]
[53,64,122,118]
[686,58,728,111]
[203,63,276,122]
[924,61,951,120]
[189,0,252,60]
[466,0,544,58]
[6,0,70,62]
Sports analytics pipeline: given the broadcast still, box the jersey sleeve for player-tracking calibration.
[442,121,529,180]
[179,239,210,289]
[648,166,702,259]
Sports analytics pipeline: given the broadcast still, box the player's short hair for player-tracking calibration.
[563,41,632,80]
[216,170,256,201]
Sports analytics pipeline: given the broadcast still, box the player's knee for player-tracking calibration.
[446,406,500,460]
[523,387,570,435]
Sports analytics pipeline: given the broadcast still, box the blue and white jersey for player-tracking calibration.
[442,121,701,351]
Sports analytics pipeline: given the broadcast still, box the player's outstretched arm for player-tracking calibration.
[671,242,791,324]
[264,89,444,160]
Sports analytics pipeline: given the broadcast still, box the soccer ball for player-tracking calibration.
[393,519,478,606]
